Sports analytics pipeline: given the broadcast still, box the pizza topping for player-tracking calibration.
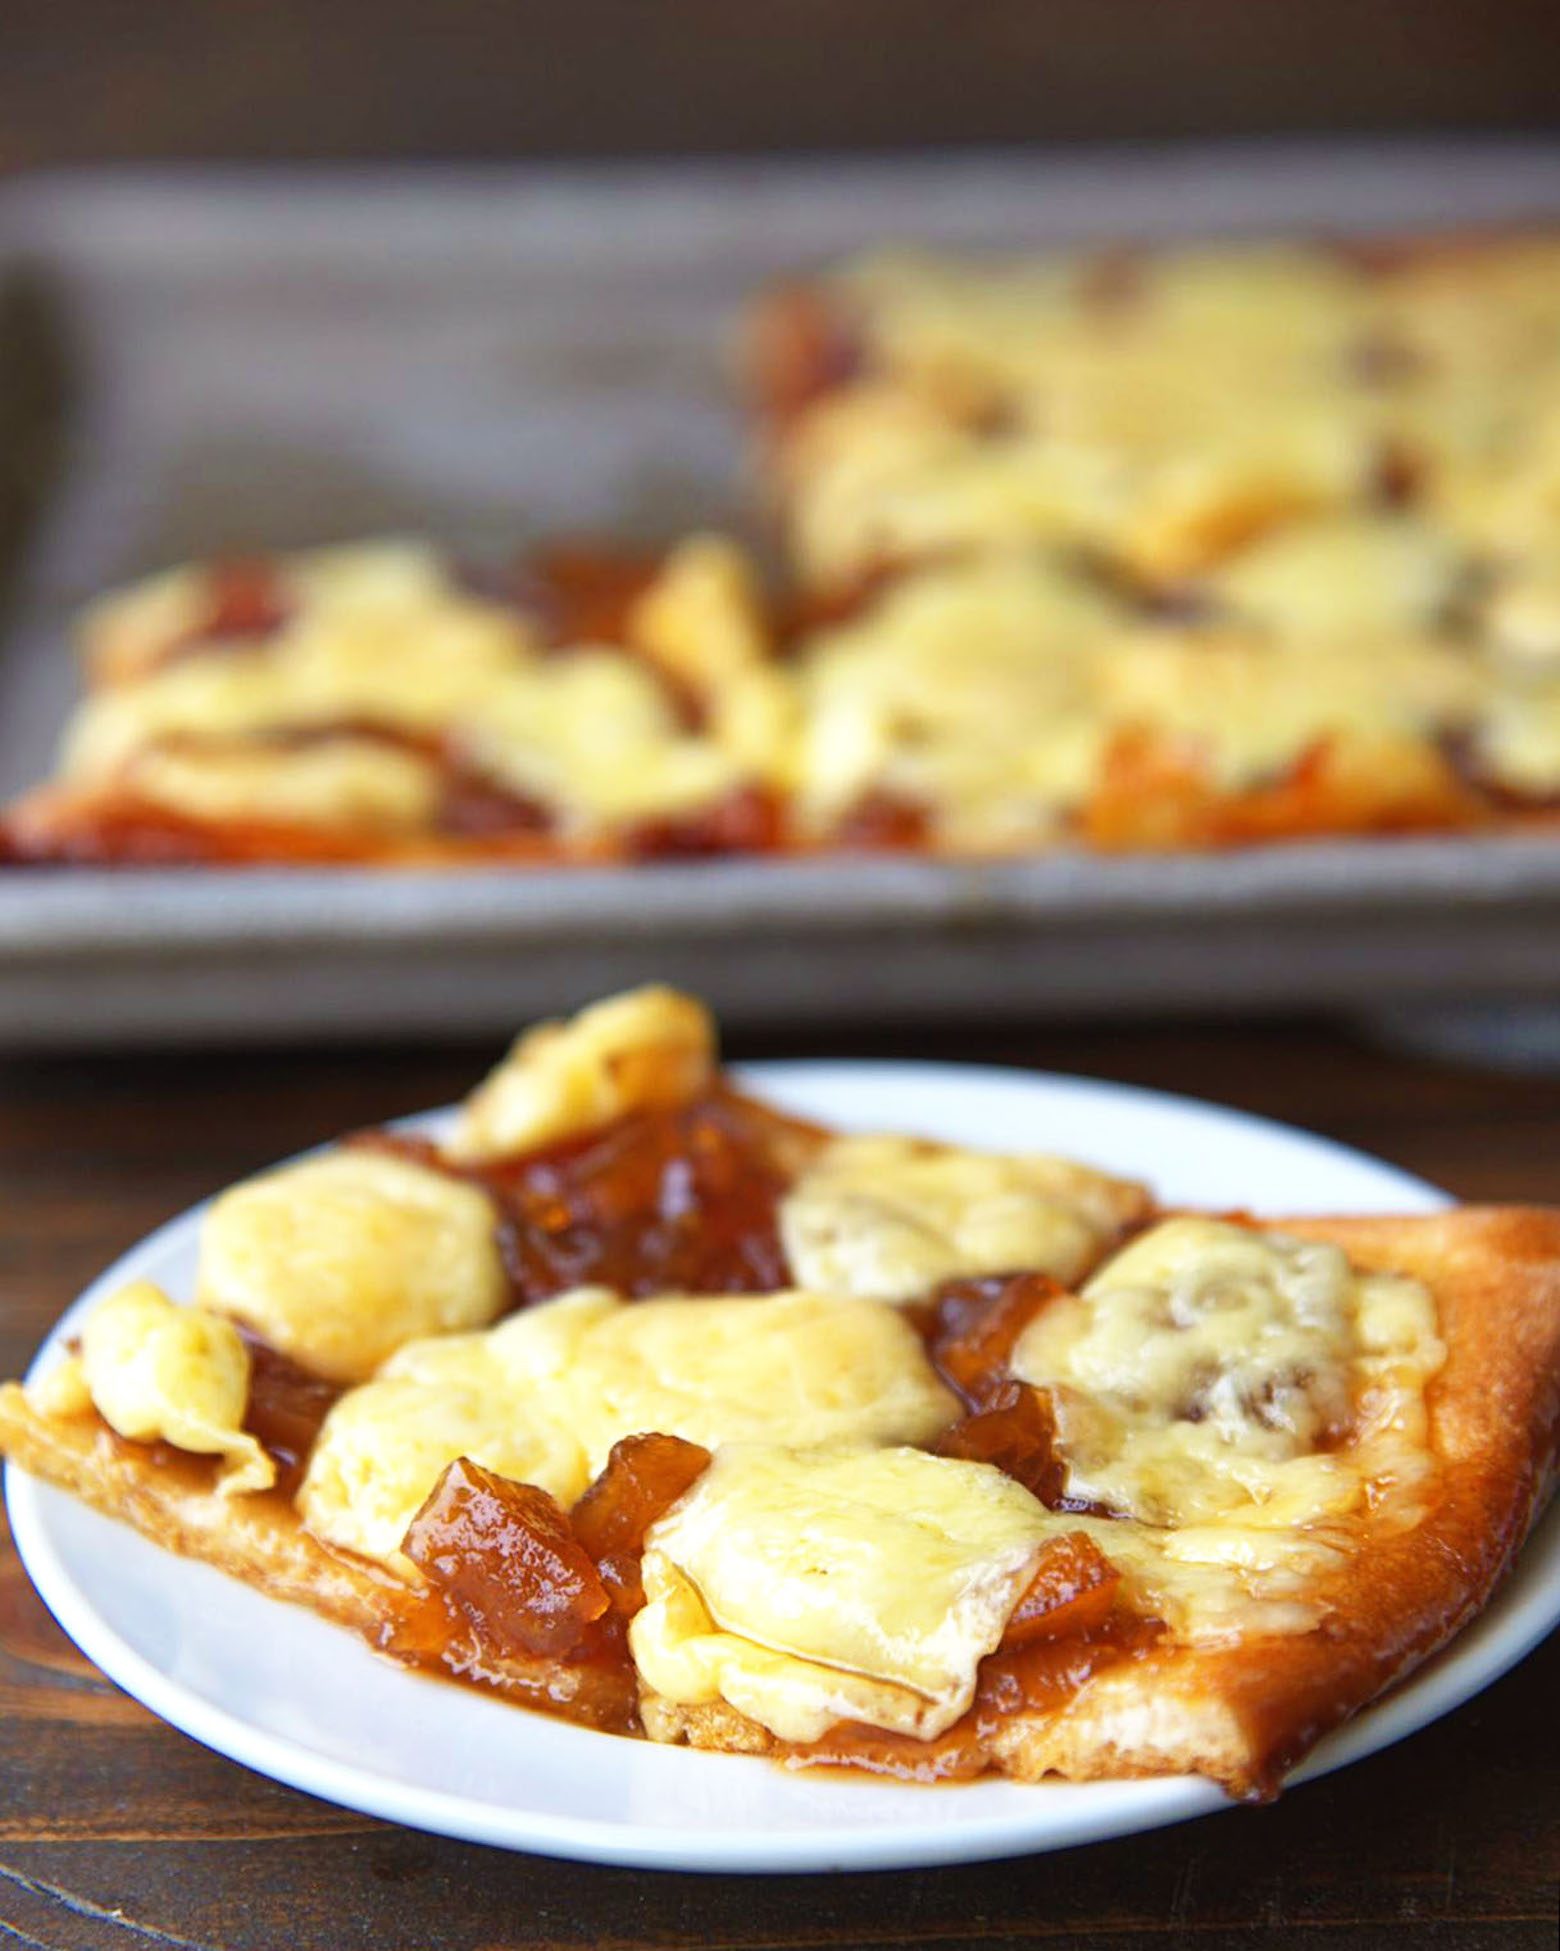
[625,536,775,709]
[298,1288,957,1574]
[973,1615,1165,1726]
[198,1146,508,1384]
[121,735,443,836]
[451,652,746,838]
[933,1380,1070,1508]
[1000,1530,1121,1643]
[779,1134,1146,1303]
[1092,632,1482,794]
[1011,1216,1444,1533]
[446,986,716,1164]
[787,556,1115,848]
[296,1334,585,1575]
[239,1335,345,1494]
[46,1282,274,1495]
[570,1432,714,1615]
[1203,515,1463,641]
[630,1443,1066,1743]
[402,1456,611,1658]
[479,1086,818,1301]
[924,1270,1069,1407]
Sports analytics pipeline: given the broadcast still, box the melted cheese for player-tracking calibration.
[780,1133,1144,1302]
[1472,676,1560,797]
[50,1282,273,1494]
[630,1442,1054,1742]
[1097,631,1481,788]
[446,985,715,1163]
[786,238,1560,596]
[454,652,743,833]
[1207,516,1462,641]
[1013,1216,1444,1529]
[298,1288,958,1573]
[1004,1216,1444,1642]
[791,556,1115,846]
[1486,555,1560,670]
[63,651,298,783]
[627,536,773,697]
[198,1147,507,1383]
[124,736,442,833]
[67,541,538,777]
[78,540,537,692]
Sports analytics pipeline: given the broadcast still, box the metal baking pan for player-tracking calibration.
[2,143,1560,1048]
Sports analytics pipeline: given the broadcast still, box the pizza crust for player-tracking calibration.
[0,1386,635,1729]
[2,1206,1555,1791]
[638,1207,1560,1797]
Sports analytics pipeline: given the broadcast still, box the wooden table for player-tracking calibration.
[1,1017,1556,1950]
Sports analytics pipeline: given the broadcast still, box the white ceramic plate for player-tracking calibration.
[8,1062,1560,1873]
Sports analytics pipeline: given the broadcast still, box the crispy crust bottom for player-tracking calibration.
[640,1207,1560,1797]
[2,1206,1557,1791]
[0,1389,633,1728]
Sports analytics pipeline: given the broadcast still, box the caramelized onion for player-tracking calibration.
[571,1432,713,1615]
[1003,1532,1121,1644]
[927,1271,1065,1408]
[403,1456,609,1658]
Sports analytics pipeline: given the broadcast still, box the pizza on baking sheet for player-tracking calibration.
[0,538,794,868]
[3,986,1557,1800]
[744,230,1560,847]
[7,233,1560,865]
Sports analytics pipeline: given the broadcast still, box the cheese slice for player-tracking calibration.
[298,1288,958,1574]
[454,651,743,835]
[1096,631,1481,789]
[780,1132,1145,1302]
[1473,673,1560,797]
[445,985,716,1163]
[1011,1216,1444,1532]
[78,539,538,695]
[630,1442,1055,1742]
[627,535,774,698]
[1206,515,1462,642]
[790,555,1116,846]
[40,1282,273,1495]
[198,1147,507,1383]
[124,736,442,834]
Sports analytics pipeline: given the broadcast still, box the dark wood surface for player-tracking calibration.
[1,1015,1557,1949]
[3,0,1559,170]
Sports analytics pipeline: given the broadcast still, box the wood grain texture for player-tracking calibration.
[2,0,1558,166]
[1,1016,1557,1948]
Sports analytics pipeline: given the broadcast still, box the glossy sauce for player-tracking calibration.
[239,1333,344,1496]
[468,1087,825,1304]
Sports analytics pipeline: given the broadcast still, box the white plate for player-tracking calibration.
[7,1061,1560,1873]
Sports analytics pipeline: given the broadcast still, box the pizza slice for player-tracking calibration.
[0,537,794,867]
[2,987,1555,1802]
[637,1208,1560,1795]
[0,985,1148,1728]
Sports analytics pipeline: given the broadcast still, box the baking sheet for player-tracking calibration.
[2,143,1560,1047]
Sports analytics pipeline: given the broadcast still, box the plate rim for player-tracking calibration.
[9,1057,1560,1873]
